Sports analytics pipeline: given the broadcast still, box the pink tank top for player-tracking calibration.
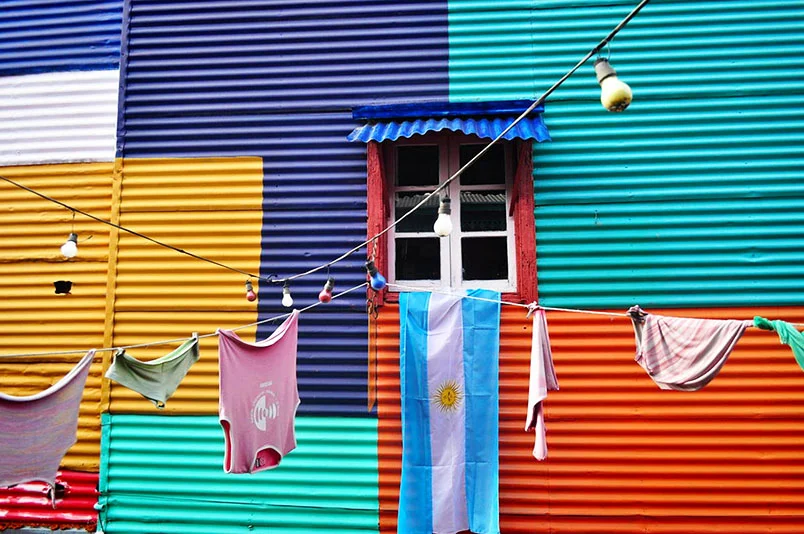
[217,310,300,473]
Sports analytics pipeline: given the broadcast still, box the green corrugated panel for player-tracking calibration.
[99,415,378,533]
[449,0,804,308]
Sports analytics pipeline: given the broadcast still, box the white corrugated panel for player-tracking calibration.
[0,70,120,165]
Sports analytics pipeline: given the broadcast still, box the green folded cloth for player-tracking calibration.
[754,316,804,372]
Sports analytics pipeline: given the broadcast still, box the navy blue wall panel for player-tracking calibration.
[0,0,122,76]
[122,0,449,415]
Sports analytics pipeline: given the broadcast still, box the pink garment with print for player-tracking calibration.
[631,313,750,391]
[524,309,559,460]
[0,351,94,489]
[218,310,300,473]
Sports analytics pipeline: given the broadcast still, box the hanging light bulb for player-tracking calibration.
[319,277,335,303]
[60,232,78,258]
[365,260,387,291]
[594,58,632,112]
[245,280,257,302]
[433,196,453,237]
[281,282,294,308]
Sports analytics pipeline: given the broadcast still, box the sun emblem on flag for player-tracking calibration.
[433,380,463,413]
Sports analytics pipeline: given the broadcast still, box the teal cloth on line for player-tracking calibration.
[754,316,804,372]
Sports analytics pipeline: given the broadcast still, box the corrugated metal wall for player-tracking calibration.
[100,414,378,533]
[449,0,804,308]
[0,471,98,531]
[0,0,122,76]
[109,157,264,413]
[0,1,122,529]
[120,0,449,415]
[0,163,114,472]
[377,303,804,533]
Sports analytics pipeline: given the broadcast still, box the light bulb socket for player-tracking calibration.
[65,232,78,245]
[282,282,291,295]
[365,260,378,277]
[594,57,617,84]
[437,196,451,216]
[245,280,254,292]
[324,277,335,292]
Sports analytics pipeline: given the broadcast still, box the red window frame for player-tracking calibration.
[365,138,537,305]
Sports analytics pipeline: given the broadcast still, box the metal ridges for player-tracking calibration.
[0,0,122,76]
[448,0,804,308]
[377,303,804,533]
[101,414,378,533]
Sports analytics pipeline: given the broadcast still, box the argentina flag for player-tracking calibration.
[398,290,500,534]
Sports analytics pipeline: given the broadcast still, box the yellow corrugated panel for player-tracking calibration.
[0,162,113,471]
[0,163,112,261]
[109,157,263,414]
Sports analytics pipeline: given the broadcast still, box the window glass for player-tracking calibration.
[395,192,438,233]
[396,238,440,280]
[460,190,507,232]
[397,146,439,186]
[459,144,505,186]
[461,237,508,280]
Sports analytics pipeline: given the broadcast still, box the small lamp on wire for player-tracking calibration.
[594,57,633,112]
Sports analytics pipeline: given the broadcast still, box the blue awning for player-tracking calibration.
[347,100,550,143]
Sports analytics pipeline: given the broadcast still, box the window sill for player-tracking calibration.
[376,288,529,305]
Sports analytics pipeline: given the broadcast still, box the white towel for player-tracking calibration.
[525,308,559,460]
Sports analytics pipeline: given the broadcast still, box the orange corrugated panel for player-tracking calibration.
[377,304,804,532]
[0,163,113,472]
[108,157,263,414]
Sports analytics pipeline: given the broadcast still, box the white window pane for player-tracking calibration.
[460,190,507,232]
[396,238,440,280]
[397,145,439,186]
[461,237,508,280]
[459,144,505,186]
[395,192,438,233]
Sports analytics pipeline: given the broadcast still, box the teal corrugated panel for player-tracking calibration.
[100,415,378,533]
[449,0,804,308]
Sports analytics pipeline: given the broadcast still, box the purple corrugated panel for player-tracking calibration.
[347,115,551,142]
[121,1,449,415]
[0,0,122,76]
[123,0,449,130]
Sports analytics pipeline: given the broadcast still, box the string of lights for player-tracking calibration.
[0,0,650,305]
[0,283,368,359]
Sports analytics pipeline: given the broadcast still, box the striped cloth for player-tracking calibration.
[630,312,750,391]
[0,351,94,493]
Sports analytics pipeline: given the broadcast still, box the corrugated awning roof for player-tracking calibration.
[347,100,551,143]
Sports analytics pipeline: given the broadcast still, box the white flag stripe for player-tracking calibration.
[426,293,469,534]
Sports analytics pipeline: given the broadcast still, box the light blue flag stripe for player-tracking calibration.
[463,289,501,534]
[398,292,434,533]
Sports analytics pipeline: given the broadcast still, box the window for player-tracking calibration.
[386,135,517,292]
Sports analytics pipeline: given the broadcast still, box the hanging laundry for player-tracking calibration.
[525,308,559,460]
[105,334,200,409]
[217,310,300,474]
[398,290,500,534]
[0,351,94,495]
[629,307,749,391]
[754,316,804,372]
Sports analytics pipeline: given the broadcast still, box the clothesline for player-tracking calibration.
[387,283,804,327]
[1,281,801,360]
[0,283,368,359]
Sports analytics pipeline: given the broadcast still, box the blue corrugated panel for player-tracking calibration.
[99,414,379,533]
[449,0,804,309]
[348,115,550,142]
[0,0,122,76]
[122,1,449,414]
